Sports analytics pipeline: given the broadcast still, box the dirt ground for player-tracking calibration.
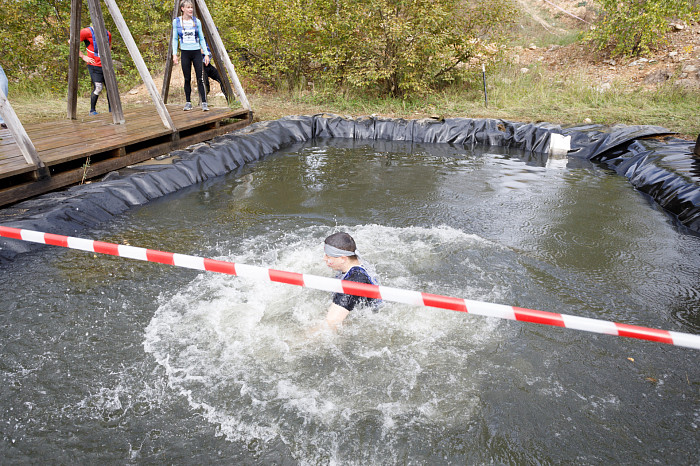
[515,13,700,91]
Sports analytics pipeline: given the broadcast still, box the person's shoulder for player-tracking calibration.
[346,266,372,283]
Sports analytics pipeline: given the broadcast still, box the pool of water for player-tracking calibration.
[1,138,698,464]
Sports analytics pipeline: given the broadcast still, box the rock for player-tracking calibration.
[644,69,672,84]
[682,64,698,74]
[584,118,592,124]
[528,43,537,50]
[671,23,685,31]
[629,58,649,67]
[520,68,530,74]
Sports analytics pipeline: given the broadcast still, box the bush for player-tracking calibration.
[215,0,515,97]
[587,0,700,57]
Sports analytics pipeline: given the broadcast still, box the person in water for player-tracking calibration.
[323,232,380,330]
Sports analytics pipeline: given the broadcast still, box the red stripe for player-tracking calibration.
[269,269,305,287]
[615,323,673,345]
[341,280,383,300]
[514,307,565,327]
[0,226,22,240]
[44,233,69,248]
[93,241,120,256]
[421,293,468,312]
[203,258,237,275]
[146,249,174,265]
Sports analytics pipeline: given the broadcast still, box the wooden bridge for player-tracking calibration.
[0,105,251,207]
[0,0,253,208]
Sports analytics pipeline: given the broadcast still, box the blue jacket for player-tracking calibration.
[172,16,208,55]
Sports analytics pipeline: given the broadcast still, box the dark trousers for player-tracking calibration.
[180,49,207,104]
[203,62,229,100]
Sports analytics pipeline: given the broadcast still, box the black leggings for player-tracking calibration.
[180,49,207,104]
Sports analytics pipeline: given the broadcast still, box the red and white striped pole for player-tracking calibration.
[2,225,699,350]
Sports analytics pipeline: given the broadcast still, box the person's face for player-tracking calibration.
[181,3,194,17]
[323,254,346,272]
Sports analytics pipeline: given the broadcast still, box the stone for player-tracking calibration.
[644,69,672,84]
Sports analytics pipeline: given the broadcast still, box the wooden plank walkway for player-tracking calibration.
[0,104,252,207]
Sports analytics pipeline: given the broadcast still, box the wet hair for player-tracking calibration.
[324,232,357,257]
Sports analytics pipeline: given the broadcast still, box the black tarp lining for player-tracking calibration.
[1,114,698,261]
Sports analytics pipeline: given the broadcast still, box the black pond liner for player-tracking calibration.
[1,114,698,262]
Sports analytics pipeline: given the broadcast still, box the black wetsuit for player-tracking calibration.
[333,266,380,312]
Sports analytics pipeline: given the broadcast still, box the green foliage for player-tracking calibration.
[0,0,515,99]
[215,0,516,96]
[587,0,700,57]
[0,0,172,95]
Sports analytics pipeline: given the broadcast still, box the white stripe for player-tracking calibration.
[562,314,618,335]
[302,274,344,294]
[668,331,700,350]
[118,245,148,261]
[465,300,517,320]
[378,286,424,306]
[235,263,273,282]
[67,237,95,252]
[173,253,205,270]
[21,229,46,244]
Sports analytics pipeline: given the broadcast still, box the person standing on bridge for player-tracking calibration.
[172,0,210,112]
[79,25,112,116]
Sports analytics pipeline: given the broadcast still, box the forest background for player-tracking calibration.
[0,0,698,138]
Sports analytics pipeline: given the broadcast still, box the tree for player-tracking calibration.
[587,0,700,57]
[215,0,515,97]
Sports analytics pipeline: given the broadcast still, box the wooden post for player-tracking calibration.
[195,0,251,110]
[87,0,124,124]
[0,88,50,180]
[161,0,180,103]
[67,0,82,119]
[195,4,235,105]
[103,0,176,132]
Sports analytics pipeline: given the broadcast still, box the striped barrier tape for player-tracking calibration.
[2,225,699,350]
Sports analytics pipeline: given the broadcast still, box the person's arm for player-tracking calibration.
[171,19,179,65]
[78,28,94,65]
[325,303,350,331]
[196,19,210,66]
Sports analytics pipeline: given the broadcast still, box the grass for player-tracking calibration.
[7,9,698,142]
[8,65,697,141]
[244,66,699,139]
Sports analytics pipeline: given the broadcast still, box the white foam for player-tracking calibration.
[143,224,505,461]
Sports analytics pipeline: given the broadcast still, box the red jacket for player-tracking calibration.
[79,27,112,67]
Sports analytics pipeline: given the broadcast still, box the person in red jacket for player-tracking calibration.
[79,25,112,116]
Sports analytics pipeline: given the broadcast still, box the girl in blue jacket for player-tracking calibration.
[172,0,210,111]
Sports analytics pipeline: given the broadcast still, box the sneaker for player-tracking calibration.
[89,110,98,116]
[201,102,209,112]
[183,102,193,111]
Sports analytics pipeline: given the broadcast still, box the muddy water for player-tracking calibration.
[1,139,698,464]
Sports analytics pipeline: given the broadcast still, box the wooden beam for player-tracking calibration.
[0,88,50,180]
[195,0,251,110]
[67,0,82,120]
[161,0,180,104]
[195,5,235,106]
[87,0,125,124]
[103,0,177,132]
